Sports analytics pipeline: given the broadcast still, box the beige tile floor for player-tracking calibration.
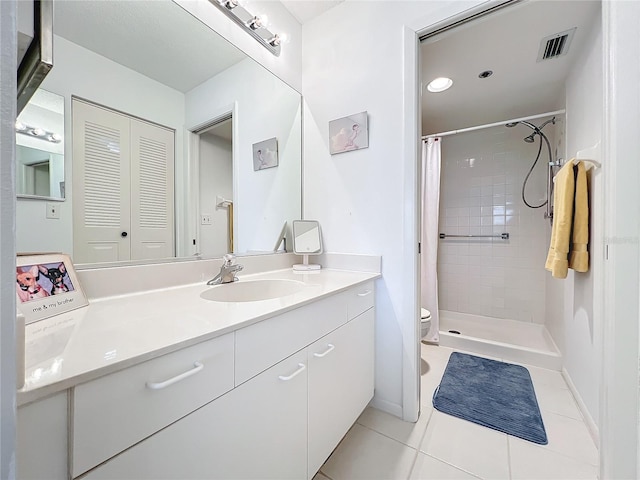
[316,343,599,480]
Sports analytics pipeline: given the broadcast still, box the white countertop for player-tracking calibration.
[19,268,379,405]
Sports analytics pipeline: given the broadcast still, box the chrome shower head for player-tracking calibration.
[505,122,518,128]
[524,133,537,143]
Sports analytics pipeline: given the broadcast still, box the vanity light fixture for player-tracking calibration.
[209,0,282,56]
[15,121,62,143]
[426,77,453,93]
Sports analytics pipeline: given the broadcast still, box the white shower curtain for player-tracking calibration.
[421,138,441,343]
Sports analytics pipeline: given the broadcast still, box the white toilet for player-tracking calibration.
[421,308,432,339]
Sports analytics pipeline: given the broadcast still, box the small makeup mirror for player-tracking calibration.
[292,220,322,271]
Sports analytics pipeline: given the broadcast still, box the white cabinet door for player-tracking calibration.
[307,308,375,478]
[17,392,68,480]
[83,349,308,480]
[73,99,131,263]
[130,119,174,261]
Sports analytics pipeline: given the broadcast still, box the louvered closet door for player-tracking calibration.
[73,100,131,263]
[130,120,175,260]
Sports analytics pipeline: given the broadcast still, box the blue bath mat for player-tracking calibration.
[433,352,547,444]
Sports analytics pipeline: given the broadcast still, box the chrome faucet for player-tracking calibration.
[207,254,243,285]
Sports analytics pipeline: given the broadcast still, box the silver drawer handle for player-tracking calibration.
[146,362,204,390]
[357,290,372,297]
[313,344,335,358]
[278,363,306,381]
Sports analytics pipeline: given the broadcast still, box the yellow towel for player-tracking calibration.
[545,159,590,278]
[545,160,576,278]
[569,161,589,272]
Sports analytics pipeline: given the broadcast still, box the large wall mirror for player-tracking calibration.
[16,0,301,266]
[16,89,65,200]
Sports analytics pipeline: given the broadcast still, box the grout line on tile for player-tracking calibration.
[508,436,600,468]
[406,406,438,479]
[406,441,422,480]
[417,405,435,445]
[539,406,584,423]
[356,422,421,452]
[422,452,485,480]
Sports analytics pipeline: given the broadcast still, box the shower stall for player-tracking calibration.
[426,113,564,369]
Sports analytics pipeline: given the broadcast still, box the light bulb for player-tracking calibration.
[278,32,289,44]
[15,121,26,131]
[268,34,281,47]
[247,16,263,29]
[426,77,453,93]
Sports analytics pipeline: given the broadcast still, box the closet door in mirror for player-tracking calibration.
[73,99,175,263]
[130,119,175,261]
[73,99,131,263]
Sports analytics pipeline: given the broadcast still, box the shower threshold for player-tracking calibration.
[438,310,562,370]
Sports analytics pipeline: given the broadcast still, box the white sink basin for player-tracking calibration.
[200,279,306,303]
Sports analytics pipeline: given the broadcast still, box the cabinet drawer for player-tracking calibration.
[235,294,347,385]
[81,349,309,480]
[347,280,375,320]
[72,333,234,478]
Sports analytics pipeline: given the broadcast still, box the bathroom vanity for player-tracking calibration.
[17,259,378,480]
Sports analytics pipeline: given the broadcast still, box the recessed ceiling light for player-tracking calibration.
[426,77,453,93]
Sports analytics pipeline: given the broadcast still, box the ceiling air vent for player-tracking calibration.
[537,28,576,62]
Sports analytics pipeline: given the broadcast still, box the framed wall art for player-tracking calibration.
[329,111,369,155]
[16,253,88,324]
[252,137,279,171]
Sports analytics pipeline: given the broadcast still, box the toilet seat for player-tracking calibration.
[420,308,432,339]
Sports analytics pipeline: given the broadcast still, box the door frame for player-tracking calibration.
[186,102,238,257]
[404,1,640,477]
[400,0,522,424]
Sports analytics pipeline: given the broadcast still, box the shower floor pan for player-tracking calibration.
[438,310,562,370]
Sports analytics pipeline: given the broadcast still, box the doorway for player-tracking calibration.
[190,112,235,257]
[197,119,234,256]
[416,0,603,447]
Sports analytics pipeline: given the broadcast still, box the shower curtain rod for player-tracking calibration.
[422,109,566,140]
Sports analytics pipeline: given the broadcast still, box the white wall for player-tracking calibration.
[438,125,549,324]
[1,1,17,477]
[16,35,186,258]
[199,134,232,256]
[544,10,603,435]
[302,0,485,417]
[186,58,301,255]
[600,2,640,478]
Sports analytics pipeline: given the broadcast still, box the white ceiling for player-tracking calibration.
[53,1,247,93]
[421,0,601,135]
[280,0,344,24]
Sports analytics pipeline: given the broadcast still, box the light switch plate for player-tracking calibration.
[201,214,212,225]
[46,203,60,219]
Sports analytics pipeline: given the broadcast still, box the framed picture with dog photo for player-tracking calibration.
[16,253,88,324]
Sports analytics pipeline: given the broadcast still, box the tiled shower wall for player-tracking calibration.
[437,123,557,324]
